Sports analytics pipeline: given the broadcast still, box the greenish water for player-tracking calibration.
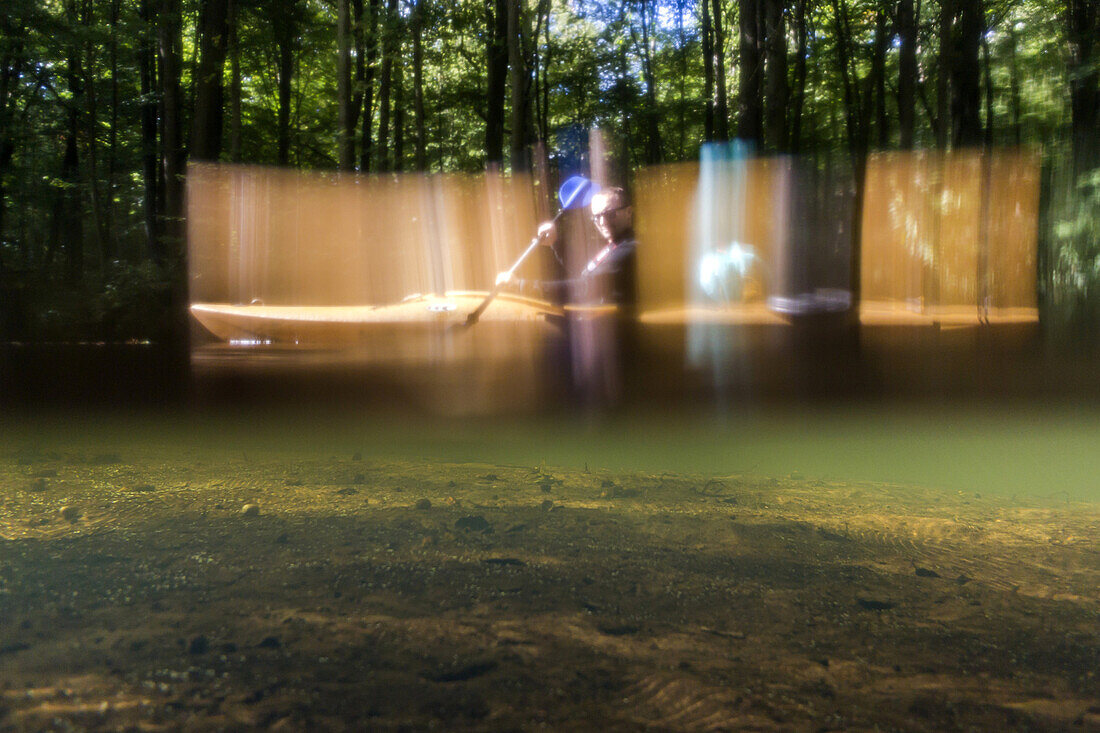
[8,403,1099,502]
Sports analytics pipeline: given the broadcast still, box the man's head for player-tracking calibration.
[590,187,633,244]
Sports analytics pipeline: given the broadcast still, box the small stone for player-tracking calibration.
[59,505,81,523]
[541,499,554,511]
[257,636,281,649]
[596,623,639,636]
[455,515,492,533]
[414,498,432,510]
[188,635,209,655]
[540,482,552,493]
[336,487,358,496]
[241,504,260,517]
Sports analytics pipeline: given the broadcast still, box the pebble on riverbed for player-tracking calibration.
[59,505,81,522]
[241,504,261,517]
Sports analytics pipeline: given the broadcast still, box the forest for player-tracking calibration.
[0,0,1098,343]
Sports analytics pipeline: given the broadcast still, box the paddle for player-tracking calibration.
[462,175,597,328]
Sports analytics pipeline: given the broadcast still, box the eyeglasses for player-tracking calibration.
[593,205,627,222]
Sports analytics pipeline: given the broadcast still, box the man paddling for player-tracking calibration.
[495,186,637,312]
[496,186,639,406]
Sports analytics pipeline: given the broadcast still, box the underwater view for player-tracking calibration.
[2,399,1098,730]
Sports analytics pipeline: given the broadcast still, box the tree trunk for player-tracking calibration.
[0,13,28,251]
[337,0,354,169]
[764,0,788,151]
[711,0,729,140]
[392,60,405,172]
[63,42,84,286]
[618,45,632,174]
[1005,24,1021,146]
[192,0,229,162]
[139,0,160,258]
[831,0,867,345]
[935,0,950,148]
[981,34,993,145]
[228,0,241,161]
[159,0,192,393]
[507,0,529,172]
[351,0,365,155]
[949,0,982,147]
[79,0,109,263]
[359,0,380,171]
[537,0,551,143]
[871,9,889,147]
[737,0,763,143]
[107,0,120,253]
[638,0,663,164]
[830,0,865,157]
[677,0,688,156]
[897,0,917,148]
[376,0,398,171]
[157,0,184,249]
[273,0,296,165]
[789,0,809,153]
[702,0,714,139]
[485,0,508,164]
[412,0,426,171]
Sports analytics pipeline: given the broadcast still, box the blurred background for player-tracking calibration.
[1,0,1098,410]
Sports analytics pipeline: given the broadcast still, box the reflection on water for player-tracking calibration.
[187,153,1050,413]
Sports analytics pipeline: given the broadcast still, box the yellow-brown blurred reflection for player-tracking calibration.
[188,163,551,306]
[861,148,1040,325]
[187,163,562,413]
[633,146,1042,399]
[188,148,1045,409]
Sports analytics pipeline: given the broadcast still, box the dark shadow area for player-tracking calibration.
[2,459,1097,730]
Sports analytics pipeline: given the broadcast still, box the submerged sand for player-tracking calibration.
[2,449,1098,730]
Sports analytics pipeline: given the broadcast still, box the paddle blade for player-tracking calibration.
[558,175,599,210]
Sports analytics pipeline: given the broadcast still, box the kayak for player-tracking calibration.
[190,291,568,345]
[192,290,1036,346]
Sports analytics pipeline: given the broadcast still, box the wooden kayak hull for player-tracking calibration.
[190,291,565,345]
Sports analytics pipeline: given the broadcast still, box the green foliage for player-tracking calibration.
[93,259,174,341]
[1047,166,1100,339]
